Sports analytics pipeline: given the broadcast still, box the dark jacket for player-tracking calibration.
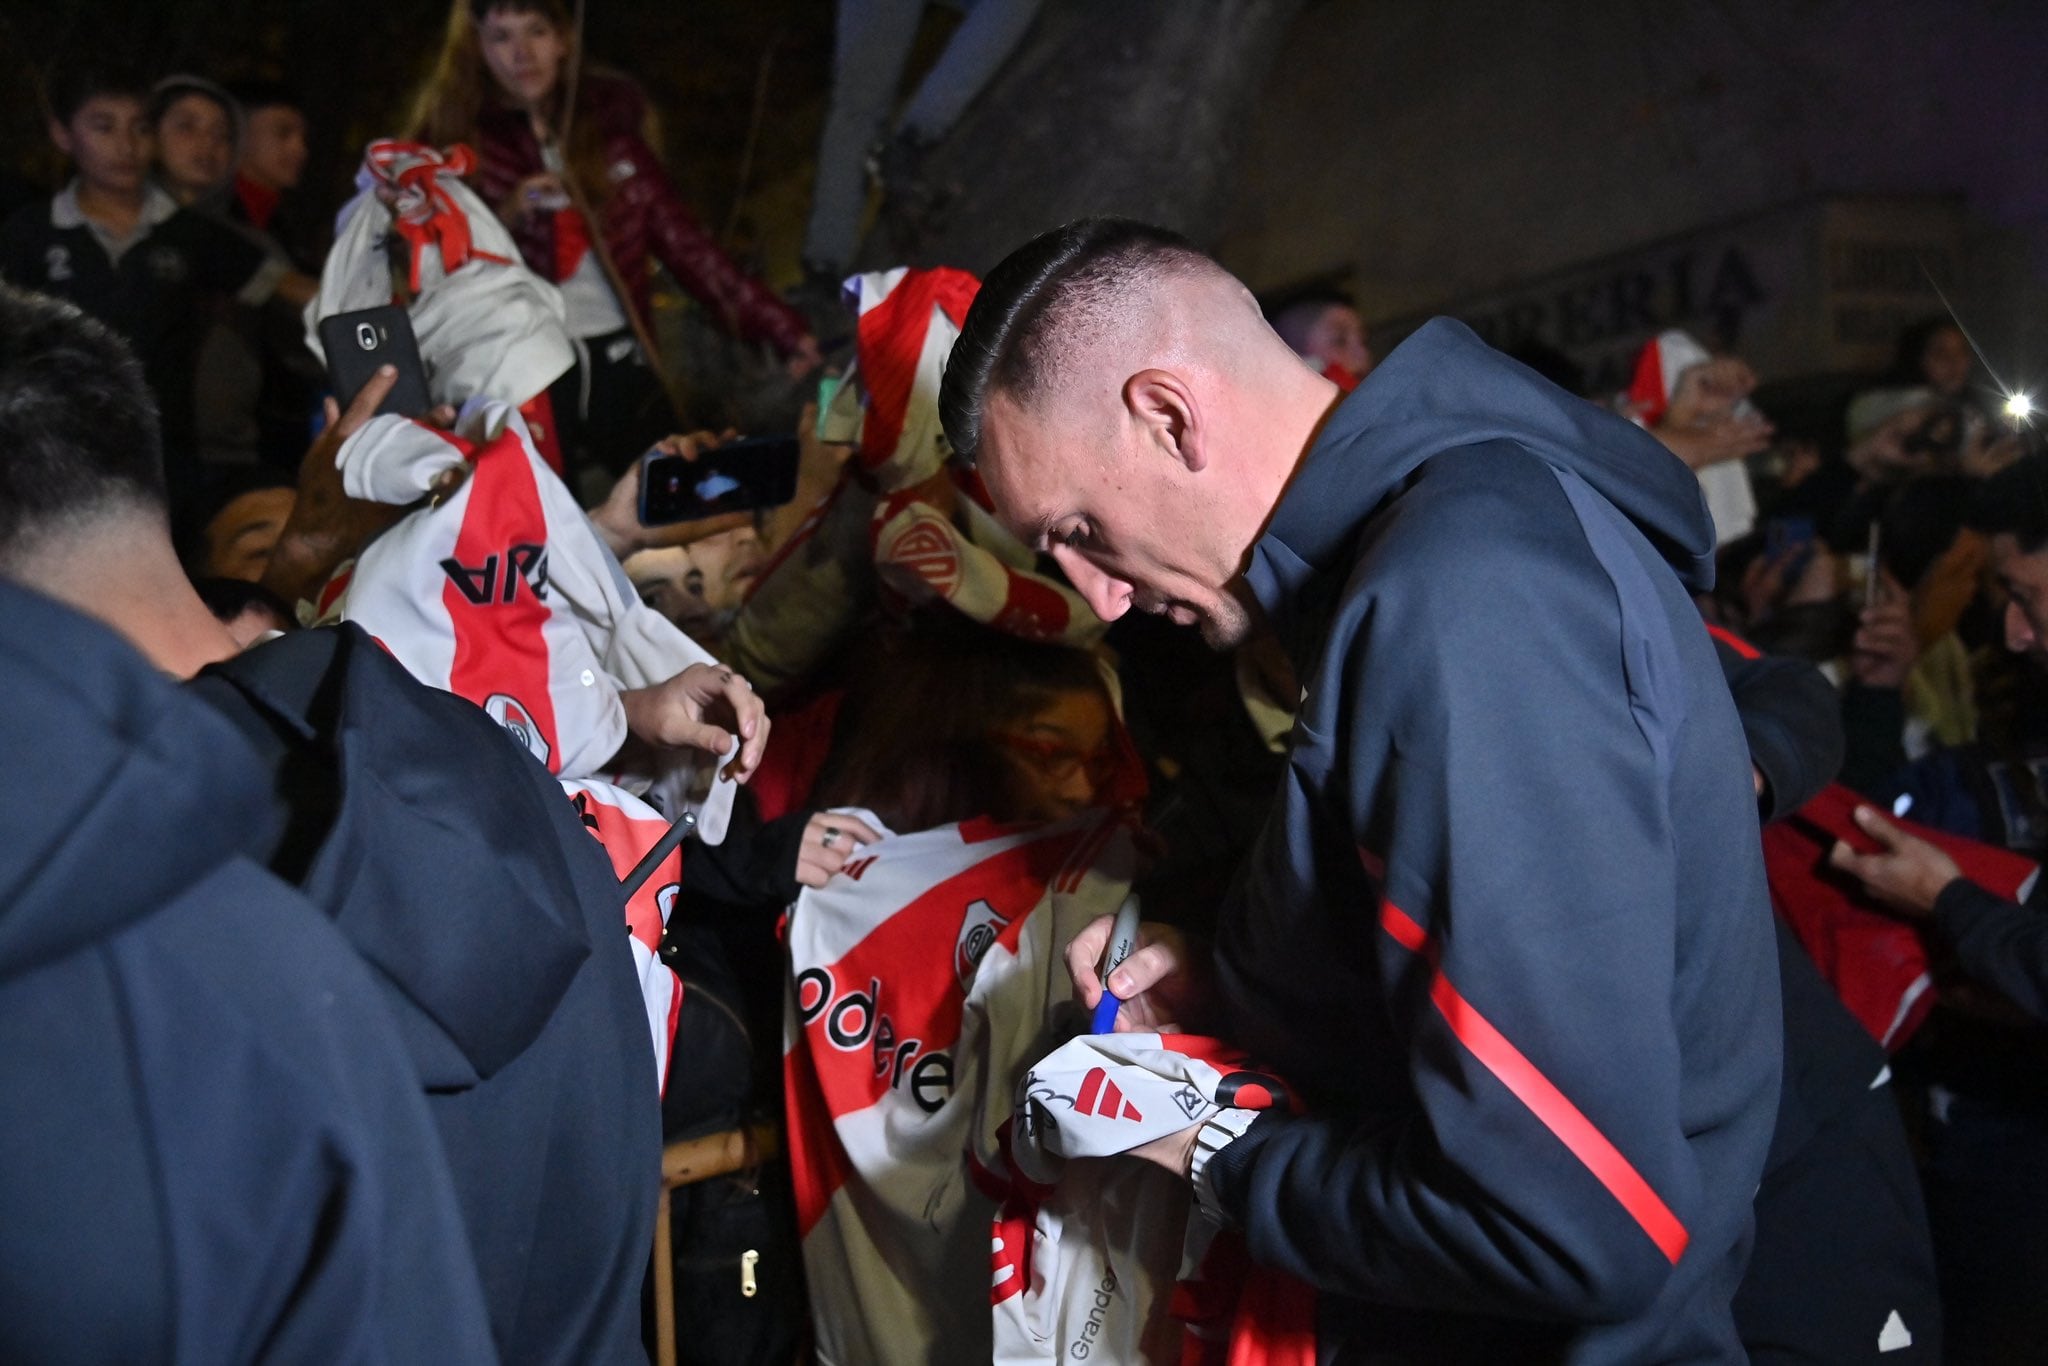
[473,72,806,355]
[1206,319,1781,1363]
[0,583,495,1364]
[1875,740,2048,1112]
[1713,631,1941,1360]
[188,624,660,1366]
[1930,868,2048,1020]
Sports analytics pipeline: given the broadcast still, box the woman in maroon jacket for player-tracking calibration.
[408,0,819,477]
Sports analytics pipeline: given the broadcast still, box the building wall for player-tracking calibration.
[1216,0,2048,381]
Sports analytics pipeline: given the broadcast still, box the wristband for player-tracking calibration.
[1189,1106,1261,1222]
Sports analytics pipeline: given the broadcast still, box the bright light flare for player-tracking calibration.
[2007,391,2035,422]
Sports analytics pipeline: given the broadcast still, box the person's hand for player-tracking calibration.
[760,403,855,551]
[1850,575,1920,690]
[1129,1122,1202,1180]
[793,812,884,888]
[1828,805,1962,919]
[499,172,568,226]
[618,662,770,781]
[1779,439,1824,490]
[1654,410,1776,471]
[1738,547,1799,623]
[1665,356,1759,429]
[261,366,413,605]
[1065,917,1206,1033]
[784,334,824,380]
[1960,427,2024,480]
[274,270,318,312]
[1847,407,1939,483]
[794,401,855,487]
[588,432,753,559]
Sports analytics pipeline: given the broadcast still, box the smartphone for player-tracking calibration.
[1764,516,1815,585]
[639,435,803,526]
[318,305,432,419]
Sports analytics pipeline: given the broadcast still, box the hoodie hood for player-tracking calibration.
[0,581,286,981]
[189,624,592,1086]
[1247,318,1716,631]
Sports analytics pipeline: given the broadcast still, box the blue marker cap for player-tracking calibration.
[1090,895,1142,1034]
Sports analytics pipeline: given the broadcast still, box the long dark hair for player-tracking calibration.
[811,615,1112,833]
[405,0,632,208]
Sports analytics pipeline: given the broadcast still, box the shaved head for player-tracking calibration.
[940,219,1342,650]
[940,218,1227,464]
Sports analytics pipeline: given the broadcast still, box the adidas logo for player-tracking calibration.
[1075,1067,1144,1122]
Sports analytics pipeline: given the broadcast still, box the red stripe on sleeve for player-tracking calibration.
[1378,901,1433,954]
[1377,900,1690,1264]
[1704,623,1761,659]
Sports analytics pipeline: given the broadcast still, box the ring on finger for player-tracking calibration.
[822,826,842,850]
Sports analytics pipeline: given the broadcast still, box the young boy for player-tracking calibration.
[0,65,313,513]
[226,80,316,269]
[218,79,328,468]
[150,74,240,208]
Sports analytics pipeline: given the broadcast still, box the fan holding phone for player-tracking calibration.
[638,434,801,527]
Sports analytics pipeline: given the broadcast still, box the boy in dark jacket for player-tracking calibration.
[0,66,314,510]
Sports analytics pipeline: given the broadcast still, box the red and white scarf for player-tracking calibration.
[309,140,574,410]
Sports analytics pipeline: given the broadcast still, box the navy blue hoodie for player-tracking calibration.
[1205,320,1780,1363]
[0,582,496,1363]
[189,624,660,1366]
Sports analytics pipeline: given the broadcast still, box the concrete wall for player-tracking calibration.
[1216,0,2048,380]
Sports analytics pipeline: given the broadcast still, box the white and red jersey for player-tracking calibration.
[783,811,1138,1366]
[560,778,684,1093]
[1004,1033,1316,1366]
[317,398,716,781]
[726,266,1105,689]
[1622,328,1757,546]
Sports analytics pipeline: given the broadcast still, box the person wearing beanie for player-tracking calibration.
[149,74,241,209]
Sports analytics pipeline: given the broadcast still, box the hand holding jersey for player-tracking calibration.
[1062,916,1221,1178]
[618,662,769,783]
[795,811,884,889]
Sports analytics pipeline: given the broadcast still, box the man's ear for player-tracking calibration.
[47,119,74,157]
[1124,368,1207,472]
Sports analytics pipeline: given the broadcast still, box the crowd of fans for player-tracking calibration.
[3,1,2046,1363]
